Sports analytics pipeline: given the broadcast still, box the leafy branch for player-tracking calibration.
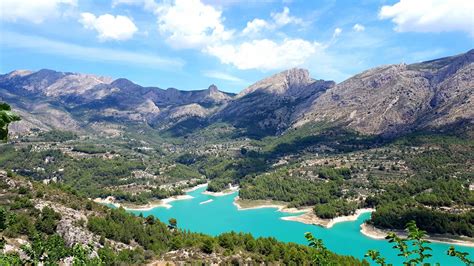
[305,232,330,265]
[365,220,471,266]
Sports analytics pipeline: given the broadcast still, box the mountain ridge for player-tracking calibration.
[1,49,472,138]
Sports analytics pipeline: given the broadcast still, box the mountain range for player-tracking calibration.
[1,49,472,138]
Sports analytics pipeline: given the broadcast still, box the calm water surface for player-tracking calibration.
[126,187,472,265]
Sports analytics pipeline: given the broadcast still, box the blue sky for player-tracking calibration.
[0,0,473,93]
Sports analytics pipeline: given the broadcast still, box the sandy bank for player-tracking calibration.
[199,199,213,205]
[281,208,374,228]
[94,194,194,211]
[202,185,239,197]
[360,223,474,247]
[233,197,309,214]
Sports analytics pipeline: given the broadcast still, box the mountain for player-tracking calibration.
[293,49,474,135]
[212,68,335,137]
[0,49,472,138]
[0,70,235,135]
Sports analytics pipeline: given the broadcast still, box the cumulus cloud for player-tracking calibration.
[206,39,322,71]
[353,23,365,32]
[242,19,271,35]
[271,7,303,27]
[0,0,76,23]
[379,0,474,35]
[79,13,138,41]
[111,0,325,72]
[242,7,302,35]
[155,0,233,49]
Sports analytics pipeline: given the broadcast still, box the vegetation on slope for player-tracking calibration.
[0,173,366,265]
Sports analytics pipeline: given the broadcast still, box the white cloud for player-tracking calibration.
[242,19,271,35]
[353,23,365,32]
[332,28,342,38]
[0,0,77,23]
[155,0,233,49]
[206,39,322,71]
[242,7,302,35]
[203,70,245,83]
[379,0,474,35]
[79,13,138,41]
[271,7,303,27]
[1,31,184,69]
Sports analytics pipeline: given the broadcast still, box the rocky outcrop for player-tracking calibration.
[294,50,474,135]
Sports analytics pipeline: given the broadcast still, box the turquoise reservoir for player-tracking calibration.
[126,187,473,265]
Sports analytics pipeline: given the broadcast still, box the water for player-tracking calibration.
[126,187,473,265]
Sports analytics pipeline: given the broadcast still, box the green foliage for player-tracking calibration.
[366,133,474,236]
[313,199,358,219]
[0,253,22,266]
[365,221,473,266]
[447,246,474,265]
[0,102,21,142]
[0,207,7,231]
[37,130,77,142]
[71,244,103,265]
[72,144,108,154]
[370,200,473,237]
[382,221,432,265]
[304,232,330,265]
[35,206,61,235]
[21,233,71,265]
[201,237,215,254]
[365,250,386,266]
[88,207,172,252]
[207,178,233,192]
[239,173,354,210]
[168,217,177,229]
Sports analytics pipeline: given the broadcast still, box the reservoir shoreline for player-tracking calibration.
[97,185,474,248]
[360,223,474,248]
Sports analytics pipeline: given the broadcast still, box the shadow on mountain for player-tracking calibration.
[161,117,210,138]
[213,87,328,139]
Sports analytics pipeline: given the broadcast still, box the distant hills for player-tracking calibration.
[1,49,472,138]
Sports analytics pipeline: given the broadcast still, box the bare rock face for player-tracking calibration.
[294,50,474,135]
[213,68,335,136]
[238,68,315,97]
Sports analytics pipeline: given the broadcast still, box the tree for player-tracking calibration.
[201,237,215,254]
[35,207,61,235]
[0,103,21,142]
[168,218,177,230]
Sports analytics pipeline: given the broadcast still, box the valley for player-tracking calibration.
[0,50,473,264]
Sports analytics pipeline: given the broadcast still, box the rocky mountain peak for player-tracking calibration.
[207,84,219,93]
[283,67,311,86]
[238,68,313,97]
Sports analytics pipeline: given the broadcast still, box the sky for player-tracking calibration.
[0,0,473,93]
